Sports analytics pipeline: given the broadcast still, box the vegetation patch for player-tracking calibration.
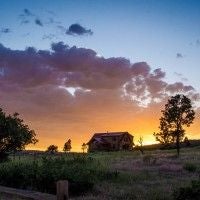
[173,179,200,200]
[183,162,197,172]
[0,155,118,196]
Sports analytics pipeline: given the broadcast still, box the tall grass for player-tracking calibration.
[0,155,118,196]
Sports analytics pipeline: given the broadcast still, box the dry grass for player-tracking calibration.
[73,147,200,200]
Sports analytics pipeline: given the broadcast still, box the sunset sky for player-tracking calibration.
[0,0,200,151]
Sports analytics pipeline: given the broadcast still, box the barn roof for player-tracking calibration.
[93,132,129,137]
[87,131,133,144]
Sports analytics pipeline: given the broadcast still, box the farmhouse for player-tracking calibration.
[87,132,134,152]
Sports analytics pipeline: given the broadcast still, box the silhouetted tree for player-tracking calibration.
[0,108,38,161]
[81,143,87,153]
[138,136,144,154]
[63,139,72,152]
[46,145,58,153]
[154,94,195,156]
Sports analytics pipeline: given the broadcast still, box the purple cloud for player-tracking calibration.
[0,42,196,106]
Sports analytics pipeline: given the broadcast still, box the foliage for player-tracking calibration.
[0,155,117,196]
[183,163,197,172]
[81,143,87,153]
[63,139,72,152]
[46,145,58,153]
[0,108,38,161]
[183,137,190,147]
[173,179,200,200]
[154,94,195,156]
[153,117,174,144]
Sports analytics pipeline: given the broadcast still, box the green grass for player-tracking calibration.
[0,147,200,199]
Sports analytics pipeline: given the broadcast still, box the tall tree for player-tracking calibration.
[0,108,38,161]
[63,139,72,152]
[154,94,195,156]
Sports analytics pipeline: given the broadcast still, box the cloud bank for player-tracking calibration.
[0,42,198,150]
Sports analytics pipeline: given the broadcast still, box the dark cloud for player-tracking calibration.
[66,24,93,36]
[19,9,45,27]
[24,8,34,16]
[19,9,34,25]
[176,53,183,58]
[1,28,11,33]
[35,19,43,26]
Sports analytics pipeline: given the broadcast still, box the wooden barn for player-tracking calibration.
[87,132,134,152]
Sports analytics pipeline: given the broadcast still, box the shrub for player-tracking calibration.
[0,155,118,196]
[173,179,200,200]
[183,163,197,172]
[0,151,9,162]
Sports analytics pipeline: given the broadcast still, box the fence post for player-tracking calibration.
[57,180,69,200]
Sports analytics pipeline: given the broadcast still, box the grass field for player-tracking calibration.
[0,147,200,200]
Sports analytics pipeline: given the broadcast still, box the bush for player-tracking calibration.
[0,151,9,162]
[0,155,118,196]
[173,179,200,200]
[183,163,197,172]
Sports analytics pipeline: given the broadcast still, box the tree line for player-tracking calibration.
[46,141,87,153]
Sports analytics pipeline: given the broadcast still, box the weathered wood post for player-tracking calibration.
[57,180,69,200]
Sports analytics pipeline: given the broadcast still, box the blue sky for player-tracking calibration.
[0,0,200,150]
[0,0,200,90]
